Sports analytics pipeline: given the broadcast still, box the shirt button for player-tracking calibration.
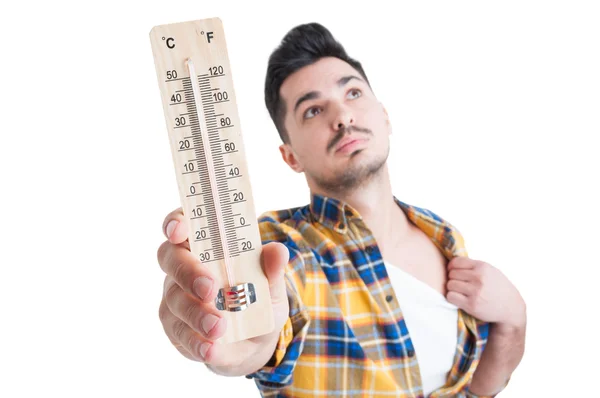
[365,246,373,254]
[386,295,393,302]
[407,348,415,357]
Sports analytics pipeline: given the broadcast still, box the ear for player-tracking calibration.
[279,144,304,173]
[381,102,392,135]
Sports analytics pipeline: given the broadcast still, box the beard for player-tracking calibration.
[309,144,389,195]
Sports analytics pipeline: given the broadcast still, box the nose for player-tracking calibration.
[332,103,355,132]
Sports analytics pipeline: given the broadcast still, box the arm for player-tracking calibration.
[468,320,526,396]
[446,257,527,396]
[244,249,311,387]
[243,218,312,388]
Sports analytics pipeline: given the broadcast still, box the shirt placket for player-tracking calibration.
[347,216,424,398]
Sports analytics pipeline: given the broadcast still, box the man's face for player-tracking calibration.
[279,56,391,194]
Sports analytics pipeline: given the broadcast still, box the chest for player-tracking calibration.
[380,225,449,297]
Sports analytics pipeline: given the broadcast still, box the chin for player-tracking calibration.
[349,148,367,158]
[345,148,377,164]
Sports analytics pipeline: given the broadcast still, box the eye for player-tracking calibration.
[347,88,362,99]
[304,106,321,119]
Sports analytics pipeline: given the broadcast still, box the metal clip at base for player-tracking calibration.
[215,282,256,312]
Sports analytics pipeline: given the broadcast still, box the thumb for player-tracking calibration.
[162,207,189,245]
[261,242,289,305]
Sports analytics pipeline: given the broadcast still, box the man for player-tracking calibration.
[156,23,526,397]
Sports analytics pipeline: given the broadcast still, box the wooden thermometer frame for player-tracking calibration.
[149,17,273,344]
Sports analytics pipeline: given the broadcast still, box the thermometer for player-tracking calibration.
[149,17,273,344]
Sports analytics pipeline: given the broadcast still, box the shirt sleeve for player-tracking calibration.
[244,221,312,389]
[462,338,511,398]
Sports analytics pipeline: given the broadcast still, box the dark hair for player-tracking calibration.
[264,22,371,143]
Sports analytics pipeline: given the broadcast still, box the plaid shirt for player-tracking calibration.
[245,194,504,397]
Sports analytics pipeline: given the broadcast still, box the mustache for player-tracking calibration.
[327,125,373,152]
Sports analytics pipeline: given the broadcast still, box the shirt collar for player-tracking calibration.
[308,193,465,259]
[308,194,357,234]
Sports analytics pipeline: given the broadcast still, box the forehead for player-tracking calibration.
[280,57,360,110]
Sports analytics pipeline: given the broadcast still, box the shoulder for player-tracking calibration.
[398,198,461,233]
[257,206,316,283]
[257,205,310,245]
[257,206,303,225]
[397,198,468,256]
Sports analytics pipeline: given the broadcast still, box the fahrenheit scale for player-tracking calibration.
[149,18,273,344]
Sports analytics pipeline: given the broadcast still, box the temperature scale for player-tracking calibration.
[149,17,273,344]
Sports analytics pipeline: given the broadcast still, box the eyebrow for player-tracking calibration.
[293,75,364,114]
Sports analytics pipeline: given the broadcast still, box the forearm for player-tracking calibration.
[206,330,280,377]
[469,321,526,395]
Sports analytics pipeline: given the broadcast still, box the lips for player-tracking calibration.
[335,137,366,153]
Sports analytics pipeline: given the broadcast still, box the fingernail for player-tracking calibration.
[193,276,213,300]
[200,342,211,359]
[166,220,178,239]
[202,314,220,335]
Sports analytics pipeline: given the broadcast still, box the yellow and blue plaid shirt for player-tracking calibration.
[245,194,503,398]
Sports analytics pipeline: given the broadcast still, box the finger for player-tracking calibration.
[157,241,217,302]
[158,298,211,362]
[159,298,198,362]
[446,291,469,310]
[163,277,227,340]
[261,242,289,304]
[159,300,197,361]
[162,207,190,244]
[447,256,475,271]
[173,343,197,361]
[448,269,474,282]
[447,279,476,296]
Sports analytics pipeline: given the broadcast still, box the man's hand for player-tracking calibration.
[446,256,526,395]
[157,207,291,376]
[446,257,526,328]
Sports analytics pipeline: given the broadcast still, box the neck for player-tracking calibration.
[309,164,412,246]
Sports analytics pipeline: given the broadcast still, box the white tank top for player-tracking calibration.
[385,262,458,396]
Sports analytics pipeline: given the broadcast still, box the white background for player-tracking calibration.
[1,1,598,397]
